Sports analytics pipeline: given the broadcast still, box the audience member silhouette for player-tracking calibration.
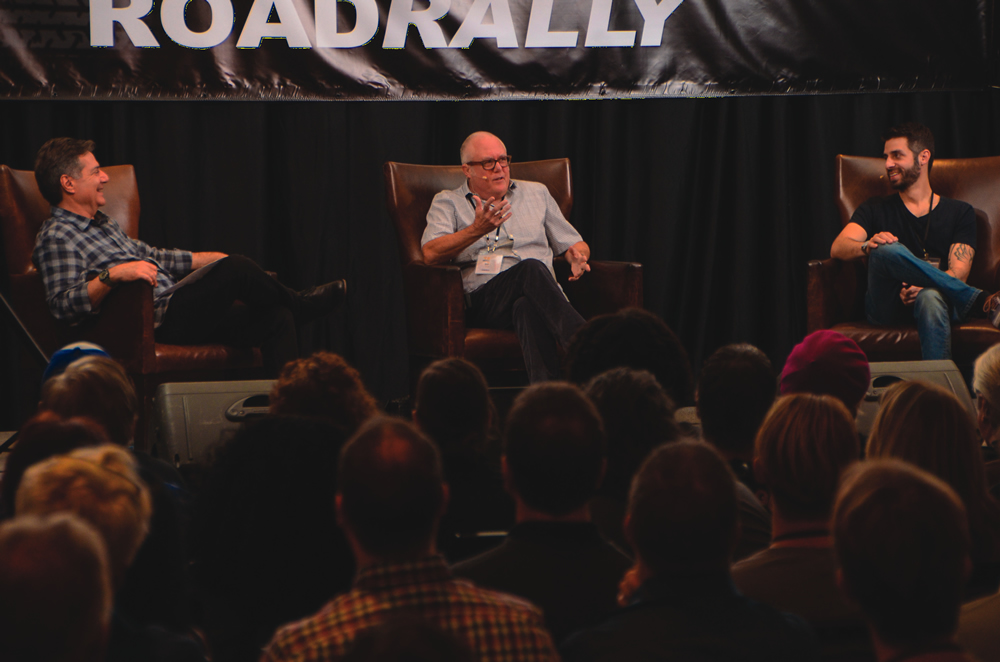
[834,460,975,662]
[412,357,513,561]
[16,444,206,662]
[566,307,694,407]
[190,415,352,662]
[262,417,559,661]
[584,367,679,553]
[696,343,776,561]
[561,440,814,661]
[453,382,631,643]
[0,513,112,662]
[732,393,870,661]
[268,350,379,435]
[867,380,1000,598]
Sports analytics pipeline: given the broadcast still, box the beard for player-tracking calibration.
[888,160,922,191]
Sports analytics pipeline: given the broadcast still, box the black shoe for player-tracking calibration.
[295,279,346,323]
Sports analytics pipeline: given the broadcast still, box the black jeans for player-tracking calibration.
[156,255,298,376]
[467,259,586,383]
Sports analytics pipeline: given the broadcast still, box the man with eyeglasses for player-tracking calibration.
[421,131,591,383]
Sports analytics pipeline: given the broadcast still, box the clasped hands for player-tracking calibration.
[864,232,921,306]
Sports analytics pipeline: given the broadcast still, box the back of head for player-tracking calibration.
[754,394,859,521]
[16,444,152,588]
[883,122,936,165]
[867,380,985,506]
[833,460,969,648]
[414,358,492,452]
[338,417,445,559]
[974,343,1000,429]
[567,307,693,407]
[504,382,606,516]
[0,412,108,517]
[269,351,378,435]
[780,330,870,415]
[697,343,776,456]
[39,356,138,447]
[34,137,96,206]
[584,367,678,499]
[627,440,737,573]
[0,513,112,662]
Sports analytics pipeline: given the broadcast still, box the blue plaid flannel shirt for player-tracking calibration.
[32,206,193,327]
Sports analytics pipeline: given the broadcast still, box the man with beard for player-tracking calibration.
[831,123,1000,359]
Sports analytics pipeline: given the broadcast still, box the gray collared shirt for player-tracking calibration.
[421,179,583,294]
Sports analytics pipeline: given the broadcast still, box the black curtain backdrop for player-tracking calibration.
[4,91,1000,426]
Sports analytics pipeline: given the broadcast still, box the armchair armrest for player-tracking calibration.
[806,258,868,334]
[555,259,643,320]
[402,262,467,357]
[72,280,156,374]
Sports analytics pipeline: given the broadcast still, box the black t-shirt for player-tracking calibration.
[851,194,976,269]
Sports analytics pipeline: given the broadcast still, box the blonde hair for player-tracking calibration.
[867,380,1000,567]
[16,445,152,588]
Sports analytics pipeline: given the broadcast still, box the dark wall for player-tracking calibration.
[3,91,1000,427]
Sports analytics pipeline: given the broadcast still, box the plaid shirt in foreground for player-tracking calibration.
[32,207,192,327]
[261,555,559,662]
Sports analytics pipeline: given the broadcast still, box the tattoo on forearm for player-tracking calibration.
[951,244,975,263]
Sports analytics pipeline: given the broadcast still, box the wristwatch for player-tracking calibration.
[861,241,870,256]
[98,268,113,286]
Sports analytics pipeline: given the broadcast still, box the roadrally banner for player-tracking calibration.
[0,0,989,100]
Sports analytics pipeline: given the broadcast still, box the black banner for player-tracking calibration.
[0,0,990,100]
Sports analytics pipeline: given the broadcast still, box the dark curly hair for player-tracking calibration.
[566,308,693,407]
[269,351,378,435]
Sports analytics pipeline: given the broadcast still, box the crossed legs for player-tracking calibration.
[864,242,981,360]
[467,259,586,383]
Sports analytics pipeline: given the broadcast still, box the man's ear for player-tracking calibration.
[501,455,516,496]
[335,493,346,528]
[919,148,931,166]
[60,173,75,195]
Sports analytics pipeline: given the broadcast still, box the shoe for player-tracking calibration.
[986,291,1000,328]
[295,279,347,323]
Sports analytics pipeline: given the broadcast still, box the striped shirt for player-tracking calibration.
[32,206,192,327]
[422,180,583,294]
[261,555,559,662]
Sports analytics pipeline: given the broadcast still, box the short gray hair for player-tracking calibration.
[974,343,1000,426]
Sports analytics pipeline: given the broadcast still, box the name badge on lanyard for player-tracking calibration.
[475,250,504,275]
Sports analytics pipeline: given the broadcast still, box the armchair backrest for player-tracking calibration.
[1,165,141,276]
[383,158,573,267]
[836,154,1000,290]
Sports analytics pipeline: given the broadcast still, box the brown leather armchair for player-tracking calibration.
[0,164,262,450]
[383,158,643,384]
[807,155,1000,363]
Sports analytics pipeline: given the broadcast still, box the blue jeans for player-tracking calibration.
[865,242,981,360]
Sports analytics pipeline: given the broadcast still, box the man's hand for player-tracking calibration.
[900,283,922,306]
[566,242,590,281]
[470,195,511,235]
[866,231,899,251]
[108,260,158,287]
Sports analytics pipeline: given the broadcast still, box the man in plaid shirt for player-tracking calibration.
[32,138,345,374]
[261,417,559,662]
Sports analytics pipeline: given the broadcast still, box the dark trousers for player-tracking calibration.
[156,255,298,375]
[467,259,586,383]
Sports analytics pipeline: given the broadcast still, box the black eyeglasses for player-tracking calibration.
[466,155,512,170]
